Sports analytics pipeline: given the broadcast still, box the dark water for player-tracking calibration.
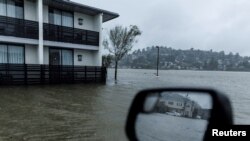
[0,69,250,140]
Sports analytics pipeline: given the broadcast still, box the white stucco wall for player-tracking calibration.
[74,49,98,66]
[93,14,103,66]
[74,12,97,32]
[24,0,37,21]
[94,14,102,31]
[25,45,49,65]
[25,45,38,64]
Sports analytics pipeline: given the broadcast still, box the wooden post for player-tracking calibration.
[95,67,97,82]
[85,66,87,82]
[24,64,27,85]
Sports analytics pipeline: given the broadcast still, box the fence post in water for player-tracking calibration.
[95,67,97,82]
[6,64,9,83]
[101,67,107,84]
[73,65,75,83]
[85,66,87,82]
[24,64,27,85]
[156,46,160,76]
[41,65,44,84]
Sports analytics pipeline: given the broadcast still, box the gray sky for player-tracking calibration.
[72,0,250,56]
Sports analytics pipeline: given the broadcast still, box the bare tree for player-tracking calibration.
[103,25,141,81]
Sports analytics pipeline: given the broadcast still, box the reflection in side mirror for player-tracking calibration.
[126,88,233,141]
[138,91,213,141]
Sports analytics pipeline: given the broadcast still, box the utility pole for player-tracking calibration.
[156,46,160,76]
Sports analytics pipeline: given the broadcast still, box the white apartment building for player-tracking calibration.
[0,0,119,66]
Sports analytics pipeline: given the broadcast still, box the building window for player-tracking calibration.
[49,48,73,66]
[0,44,24,64]
[49,8,73,27]
[0,0,7,16]
[0,44,7,63]
[62,11,73,27]
[62,50,73,65]
[177,103,182,106]
[168,101,173,105]
[0,0,24,19]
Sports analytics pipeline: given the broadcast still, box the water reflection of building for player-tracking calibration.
[155,94,206,118]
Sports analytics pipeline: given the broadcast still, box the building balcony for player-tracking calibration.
[0,16,39,39]
[0,16,100,47]
[43,23,100,46]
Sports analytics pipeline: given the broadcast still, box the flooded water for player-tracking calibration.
[0,69,250,141]
[136,114,208,141]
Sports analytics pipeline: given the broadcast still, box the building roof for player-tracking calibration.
[162,93,191,103]
[161,93,202,109]
[43,0,119,23]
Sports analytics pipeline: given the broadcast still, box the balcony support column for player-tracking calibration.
[37,0,44,64]
[94,13,103,66]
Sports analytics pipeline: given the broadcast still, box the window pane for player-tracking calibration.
[49,9,54,24]
[7,0,15,18]
[15,5,23,19]
[49,9,62,25]
[8,45,24,64]
[62,50,73,65]
[6,0,23,19]
[0,44,7,63]
[0,0,6,16]
[62,11,73,27]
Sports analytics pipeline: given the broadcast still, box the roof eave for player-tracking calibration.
[44,0,119,23]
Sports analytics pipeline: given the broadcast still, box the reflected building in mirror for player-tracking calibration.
[155,93,211,120]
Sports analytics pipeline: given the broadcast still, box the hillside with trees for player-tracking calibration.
[114,46,250,71]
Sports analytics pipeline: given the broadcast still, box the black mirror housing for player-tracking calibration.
[125,88,233,141]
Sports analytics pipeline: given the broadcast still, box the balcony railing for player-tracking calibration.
[0,16,99,46]
[0,16,39,39]
[43,23,100,46]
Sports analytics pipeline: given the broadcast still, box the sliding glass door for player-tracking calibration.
[49,49,61,65]
[0,0,23,19]
[0,44,24,64]
[0,0,7,16]
[62,50,73,65]
[49,8,73,27]
[49,48,73,66]
[0,44,7,63]
[8,45,24,64]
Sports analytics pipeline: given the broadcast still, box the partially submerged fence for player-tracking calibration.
[0,64,107,85]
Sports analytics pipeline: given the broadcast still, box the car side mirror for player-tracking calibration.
[126,88,233,141]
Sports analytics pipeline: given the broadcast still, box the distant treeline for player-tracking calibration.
[115,46,250,71]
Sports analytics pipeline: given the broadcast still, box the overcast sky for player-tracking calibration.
[72,0,250,56]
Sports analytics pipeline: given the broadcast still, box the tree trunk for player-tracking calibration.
[115,61,118,81]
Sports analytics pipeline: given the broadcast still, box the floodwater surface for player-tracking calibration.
[136,114,208,141]
[0,69,250,140]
